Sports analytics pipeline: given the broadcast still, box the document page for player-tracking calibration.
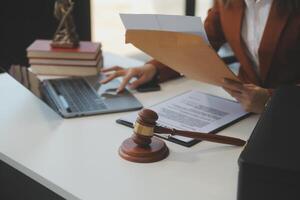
[118,90,248,143]
[120,14,209,43]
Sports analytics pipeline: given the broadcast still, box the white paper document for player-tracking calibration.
[120,13,209,43]
[118,90,248,144]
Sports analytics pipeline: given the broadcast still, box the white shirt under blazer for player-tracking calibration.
[241,0,273,75]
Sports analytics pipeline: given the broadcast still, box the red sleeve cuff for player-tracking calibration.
[146,59,181,83]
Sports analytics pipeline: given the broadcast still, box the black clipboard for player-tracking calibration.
[116,91,250,147]
[116,114,250,147]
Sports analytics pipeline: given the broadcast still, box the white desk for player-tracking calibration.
[0,52,259,200]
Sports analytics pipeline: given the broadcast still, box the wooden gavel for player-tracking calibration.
[119,109,246,163]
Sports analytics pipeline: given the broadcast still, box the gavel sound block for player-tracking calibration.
[119,109,246,163]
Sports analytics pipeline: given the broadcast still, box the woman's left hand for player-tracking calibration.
[222,78,270,113]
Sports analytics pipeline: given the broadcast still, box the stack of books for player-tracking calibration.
[27,40,103,76]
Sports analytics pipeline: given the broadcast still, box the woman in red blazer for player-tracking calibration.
[101,0,300,113]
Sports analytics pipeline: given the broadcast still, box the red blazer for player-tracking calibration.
[148,1,300,88]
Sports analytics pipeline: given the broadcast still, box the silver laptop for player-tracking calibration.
[1,67,143,118]
[42,75,143,118]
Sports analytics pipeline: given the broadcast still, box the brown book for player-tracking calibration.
[30,59,103,76]
[27,40,102,60]
[29,52,103,66]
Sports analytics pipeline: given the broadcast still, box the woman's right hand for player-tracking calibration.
[100,63,158,93]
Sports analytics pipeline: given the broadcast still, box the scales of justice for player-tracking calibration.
[51,0,79,48]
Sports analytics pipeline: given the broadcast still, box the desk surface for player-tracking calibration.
[0,52,259,200]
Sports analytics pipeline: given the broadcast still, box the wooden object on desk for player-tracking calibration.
[155,125,246,147]
[119,109,169,163]
[119,109,246,163]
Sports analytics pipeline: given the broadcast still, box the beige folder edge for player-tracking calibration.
[125,30,240,86]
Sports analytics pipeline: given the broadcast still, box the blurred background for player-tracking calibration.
[91,0,213,61]
[0,0,214,69]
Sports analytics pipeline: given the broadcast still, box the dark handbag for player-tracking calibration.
[237,86,300,200]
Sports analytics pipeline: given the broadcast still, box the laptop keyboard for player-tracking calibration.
[50,78,107,113]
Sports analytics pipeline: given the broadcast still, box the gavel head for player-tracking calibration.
[132,109,159,147]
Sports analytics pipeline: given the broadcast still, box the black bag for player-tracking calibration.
[237,86,300,200]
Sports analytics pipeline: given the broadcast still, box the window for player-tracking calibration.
[91,0,213,59]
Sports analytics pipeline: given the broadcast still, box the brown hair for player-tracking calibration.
[221,0,300,11]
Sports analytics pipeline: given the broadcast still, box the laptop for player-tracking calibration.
[1,67,143,118]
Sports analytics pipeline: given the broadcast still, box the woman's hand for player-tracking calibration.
[222,78,270,113]
[100,63,157,93]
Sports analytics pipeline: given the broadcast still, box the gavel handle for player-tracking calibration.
[154,126,246,147]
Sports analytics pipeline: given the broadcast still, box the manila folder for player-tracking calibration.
[125,29,240,86]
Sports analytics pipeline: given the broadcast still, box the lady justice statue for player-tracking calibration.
[51,0,79,48]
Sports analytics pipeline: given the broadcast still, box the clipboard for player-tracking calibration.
[116,90,250,147]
